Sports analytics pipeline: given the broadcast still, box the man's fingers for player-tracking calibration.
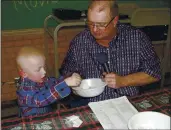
[105,73,115,78]
[102,72,107,76]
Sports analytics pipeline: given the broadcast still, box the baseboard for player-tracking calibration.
[2,28,44,36]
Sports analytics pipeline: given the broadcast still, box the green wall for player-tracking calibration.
[1,0,170,30]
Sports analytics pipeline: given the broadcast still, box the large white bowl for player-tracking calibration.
[72,78,106,97]
[128,111,170,129]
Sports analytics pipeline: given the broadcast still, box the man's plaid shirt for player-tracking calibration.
[61,23,161,102]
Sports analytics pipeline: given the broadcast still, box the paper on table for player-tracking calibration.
[88,96,138,129]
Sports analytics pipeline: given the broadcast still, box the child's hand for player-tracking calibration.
[64,73,81,86]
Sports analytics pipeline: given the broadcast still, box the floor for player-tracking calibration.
[1,74,171,120]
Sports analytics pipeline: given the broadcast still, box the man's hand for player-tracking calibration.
[102,72,124,88]
[64,73,81,87]
[102,72,159,88]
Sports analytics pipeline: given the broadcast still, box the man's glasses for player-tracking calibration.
[86,17,115,30]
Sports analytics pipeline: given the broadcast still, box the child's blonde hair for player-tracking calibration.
[16,46,45,70]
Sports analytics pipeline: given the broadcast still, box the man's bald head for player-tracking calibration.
[88,0,119,18]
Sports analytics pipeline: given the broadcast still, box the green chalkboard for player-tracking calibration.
[2,0,170,30]
[1,0,89,30]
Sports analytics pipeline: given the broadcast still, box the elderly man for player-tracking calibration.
[61,0,161,102]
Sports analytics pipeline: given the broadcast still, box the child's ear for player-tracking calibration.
[19,69,27,78]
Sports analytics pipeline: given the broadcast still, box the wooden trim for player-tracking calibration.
[2,28,44,36]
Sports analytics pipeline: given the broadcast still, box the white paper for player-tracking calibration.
[88,96,138,129]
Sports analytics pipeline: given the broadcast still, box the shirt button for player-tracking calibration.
[60,88,64,92]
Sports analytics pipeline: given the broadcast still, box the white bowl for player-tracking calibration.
[72,78,106,97]
[128,111,170,129]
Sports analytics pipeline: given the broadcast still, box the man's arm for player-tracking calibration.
[104,31,161,88]
[103,72,159,88]
[120,32,161,87]
[119,72,159,87]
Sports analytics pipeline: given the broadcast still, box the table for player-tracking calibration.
[1,88,170,130]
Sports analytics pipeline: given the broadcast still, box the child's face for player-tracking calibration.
[22,55,46,83]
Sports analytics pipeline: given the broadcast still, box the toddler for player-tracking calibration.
[16,46,81,117]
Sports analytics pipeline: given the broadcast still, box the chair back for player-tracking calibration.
[130,8,170,88]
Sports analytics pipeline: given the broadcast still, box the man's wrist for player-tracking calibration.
[119,76,128,87]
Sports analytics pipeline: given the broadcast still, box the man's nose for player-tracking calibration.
[93,25,97,32]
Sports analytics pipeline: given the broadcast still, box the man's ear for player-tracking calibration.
[19,69,27,78]
[113,16,119,27]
